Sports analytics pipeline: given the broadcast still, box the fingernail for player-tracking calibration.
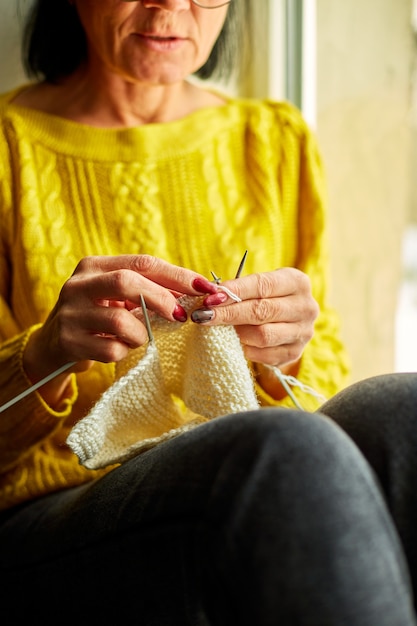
[192,277,218,295]
[204,292,228,306]
[191,308,214,324]
[173,304,187,322]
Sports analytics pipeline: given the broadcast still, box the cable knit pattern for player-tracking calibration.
[67,295,259,469]
[0,85,350,511]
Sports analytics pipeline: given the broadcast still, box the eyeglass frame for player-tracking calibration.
[123,0,232,9]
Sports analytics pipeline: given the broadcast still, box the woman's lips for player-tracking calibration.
[136,33,187,51]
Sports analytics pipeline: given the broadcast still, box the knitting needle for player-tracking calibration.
[210,250,248,285]
[1,258,248,414]
[0,360,76,414]
[209,252,248,303]
[139,294,154,343]
[235,250,248,278]
[0,296,155,414]
[271,367,303,410]
[210,270,221,284]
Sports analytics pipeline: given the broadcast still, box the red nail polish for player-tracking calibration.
[173,304,187,322]
[192,277,218,295]
[204,292,228,306]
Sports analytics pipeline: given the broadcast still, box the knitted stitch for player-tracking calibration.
[67,296,260,469]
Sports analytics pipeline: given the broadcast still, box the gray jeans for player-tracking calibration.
[1,373,416,625]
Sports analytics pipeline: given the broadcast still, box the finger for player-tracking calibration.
[74,255,217,295]
[193,294,317,327]
[244,344,304,368]
[60,306,149,355]
[240,337,306,368]
[67,332,137,364]
[217,268,312,302]
[236,322,308,349]
[64,271,182,321]
[90,306,150,347]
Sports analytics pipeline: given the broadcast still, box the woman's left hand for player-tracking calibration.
[193,267,319,369]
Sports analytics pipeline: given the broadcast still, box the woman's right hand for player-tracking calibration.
[22,255,217,404]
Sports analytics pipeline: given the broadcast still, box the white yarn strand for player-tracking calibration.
[266,365,327,410]
[216,285,242,302]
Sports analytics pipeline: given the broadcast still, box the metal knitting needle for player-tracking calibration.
[209,252,248,303]
[272,367,303,410]
[210,250,248,285]
[235,250,248,278]
[0,360,76,414]
[0,297,156,414]
[210,270,221,284]
[139,294,154,343]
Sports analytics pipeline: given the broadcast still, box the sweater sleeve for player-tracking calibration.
[0,114,78,473]
[255,109,351,410]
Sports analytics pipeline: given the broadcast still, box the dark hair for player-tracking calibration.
[195,0,251,82]
[21,0,251,85]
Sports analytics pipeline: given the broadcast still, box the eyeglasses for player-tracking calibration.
[123,0,232,8]
[189,0,232,6]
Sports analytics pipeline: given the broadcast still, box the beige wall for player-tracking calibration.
[316,0,415,382]
[411,71,417,221]
[411,133,417,222]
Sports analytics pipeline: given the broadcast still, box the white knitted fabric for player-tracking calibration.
[67,296,260,469]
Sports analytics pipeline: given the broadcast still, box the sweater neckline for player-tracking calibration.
[2,84,249,161]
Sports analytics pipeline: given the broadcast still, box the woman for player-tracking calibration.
[0,1,416,623]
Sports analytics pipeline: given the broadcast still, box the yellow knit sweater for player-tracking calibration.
[0,85,350,511]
